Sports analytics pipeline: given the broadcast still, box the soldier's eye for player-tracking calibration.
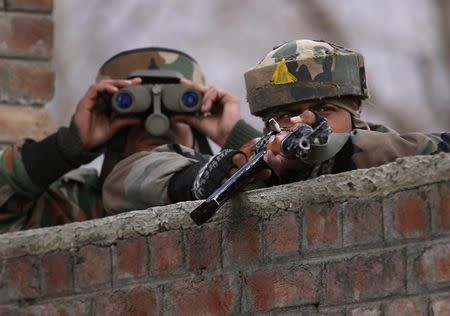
[319,105,337,113]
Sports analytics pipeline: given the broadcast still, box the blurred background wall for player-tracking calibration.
[48,0,450,137]
[0,0,55,146]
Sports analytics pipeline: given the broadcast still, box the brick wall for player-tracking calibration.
[0,153,449,315]
[0,0,55,148]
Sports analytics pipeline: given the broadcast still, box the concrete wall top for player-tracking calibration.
[1,153,449,260]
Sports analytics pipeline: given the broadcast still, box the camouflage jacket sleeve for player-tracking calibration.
[222,119,263,150]
[300,127,450,182]
[0,123,104,233]
[0,146,104,233]
[349,129,450,168]
[102,144,210,214]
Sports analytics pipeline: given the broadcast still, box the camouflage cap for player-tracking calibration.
[96,47,205,84]
[244,39,369,116]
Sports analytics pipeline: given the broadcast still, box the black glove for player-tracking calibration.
[191,149,243,200]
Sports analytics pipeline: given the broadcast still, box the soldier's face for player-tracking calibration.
[265,100,353,133]
[123,122,193,157]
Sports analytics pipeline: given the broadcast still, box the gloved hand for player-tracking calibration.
[191,149,246,199]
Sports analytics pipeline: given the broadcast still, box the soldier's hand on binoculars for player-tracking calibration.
[74,78,143,150]
[172,79,241,147]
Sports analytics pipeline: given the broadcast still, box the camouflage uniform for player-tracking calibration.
[244,39,449,184]
[0,47,259,233]
[0,125,103,233]
[101,119,260,213]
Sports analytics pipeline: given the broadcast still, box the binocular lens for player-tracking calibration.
[181,91,200,108]
[115,92,133,109]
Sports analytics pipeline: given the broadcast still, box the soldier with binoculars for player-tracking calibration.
[0,47,259,232]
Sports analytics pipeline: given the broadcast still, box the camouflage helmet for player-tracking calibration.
[96,47,205,84]
[244,39,369,116]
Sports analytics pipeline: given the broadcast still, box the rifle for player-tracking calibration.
[190,114,331,225]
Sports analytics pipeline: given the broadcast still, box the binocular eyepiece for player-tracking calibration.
[112,83,202,136]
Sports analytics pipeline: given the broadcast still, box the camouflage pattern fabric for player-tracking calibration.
[102,121,450,212]
[350,126,449,168]
[245,39,368,116]
[0,143,104,233]
[96,47,205,84]
[102,144,209,213]
[286,124,450,184]
[0,115,258,233]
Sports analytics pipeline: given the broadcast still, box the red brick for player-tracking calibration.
[385,189,428,240]
[10,61,54,102]
[438,183,450,231]
[304,204,340,250]
[0,105,56,142]
[186,224,221,271]
[343,199,382,247]
[349,306,381,316]
[224,217,261,267]
[77,245,112,290]
[0,256,40,303]
[115,238,148,282]
[324,250,405,304]
[384,298,426,316]
[431,296,450,316]
[21,300,90,316]
[243,265,319,313]
[0,60,54,104]
[41,251,73,296]
[93,285,159,316]
[169,275,238,315]
[150,230,184,276]
[413,243,450,287]
[0,13,53,58]
[6,0,53,12]
[264,212,300,258]
[315,308,346,316]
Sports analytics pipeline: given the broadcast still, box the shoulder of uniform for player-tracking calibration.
[60,168,99,184]
[364,122,398,134]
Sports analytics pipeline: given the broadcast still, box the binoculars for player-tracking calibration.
[111,70,202,136]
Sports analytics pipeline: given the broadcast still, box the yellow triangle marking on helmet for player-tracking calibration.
[271,58,297,85]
